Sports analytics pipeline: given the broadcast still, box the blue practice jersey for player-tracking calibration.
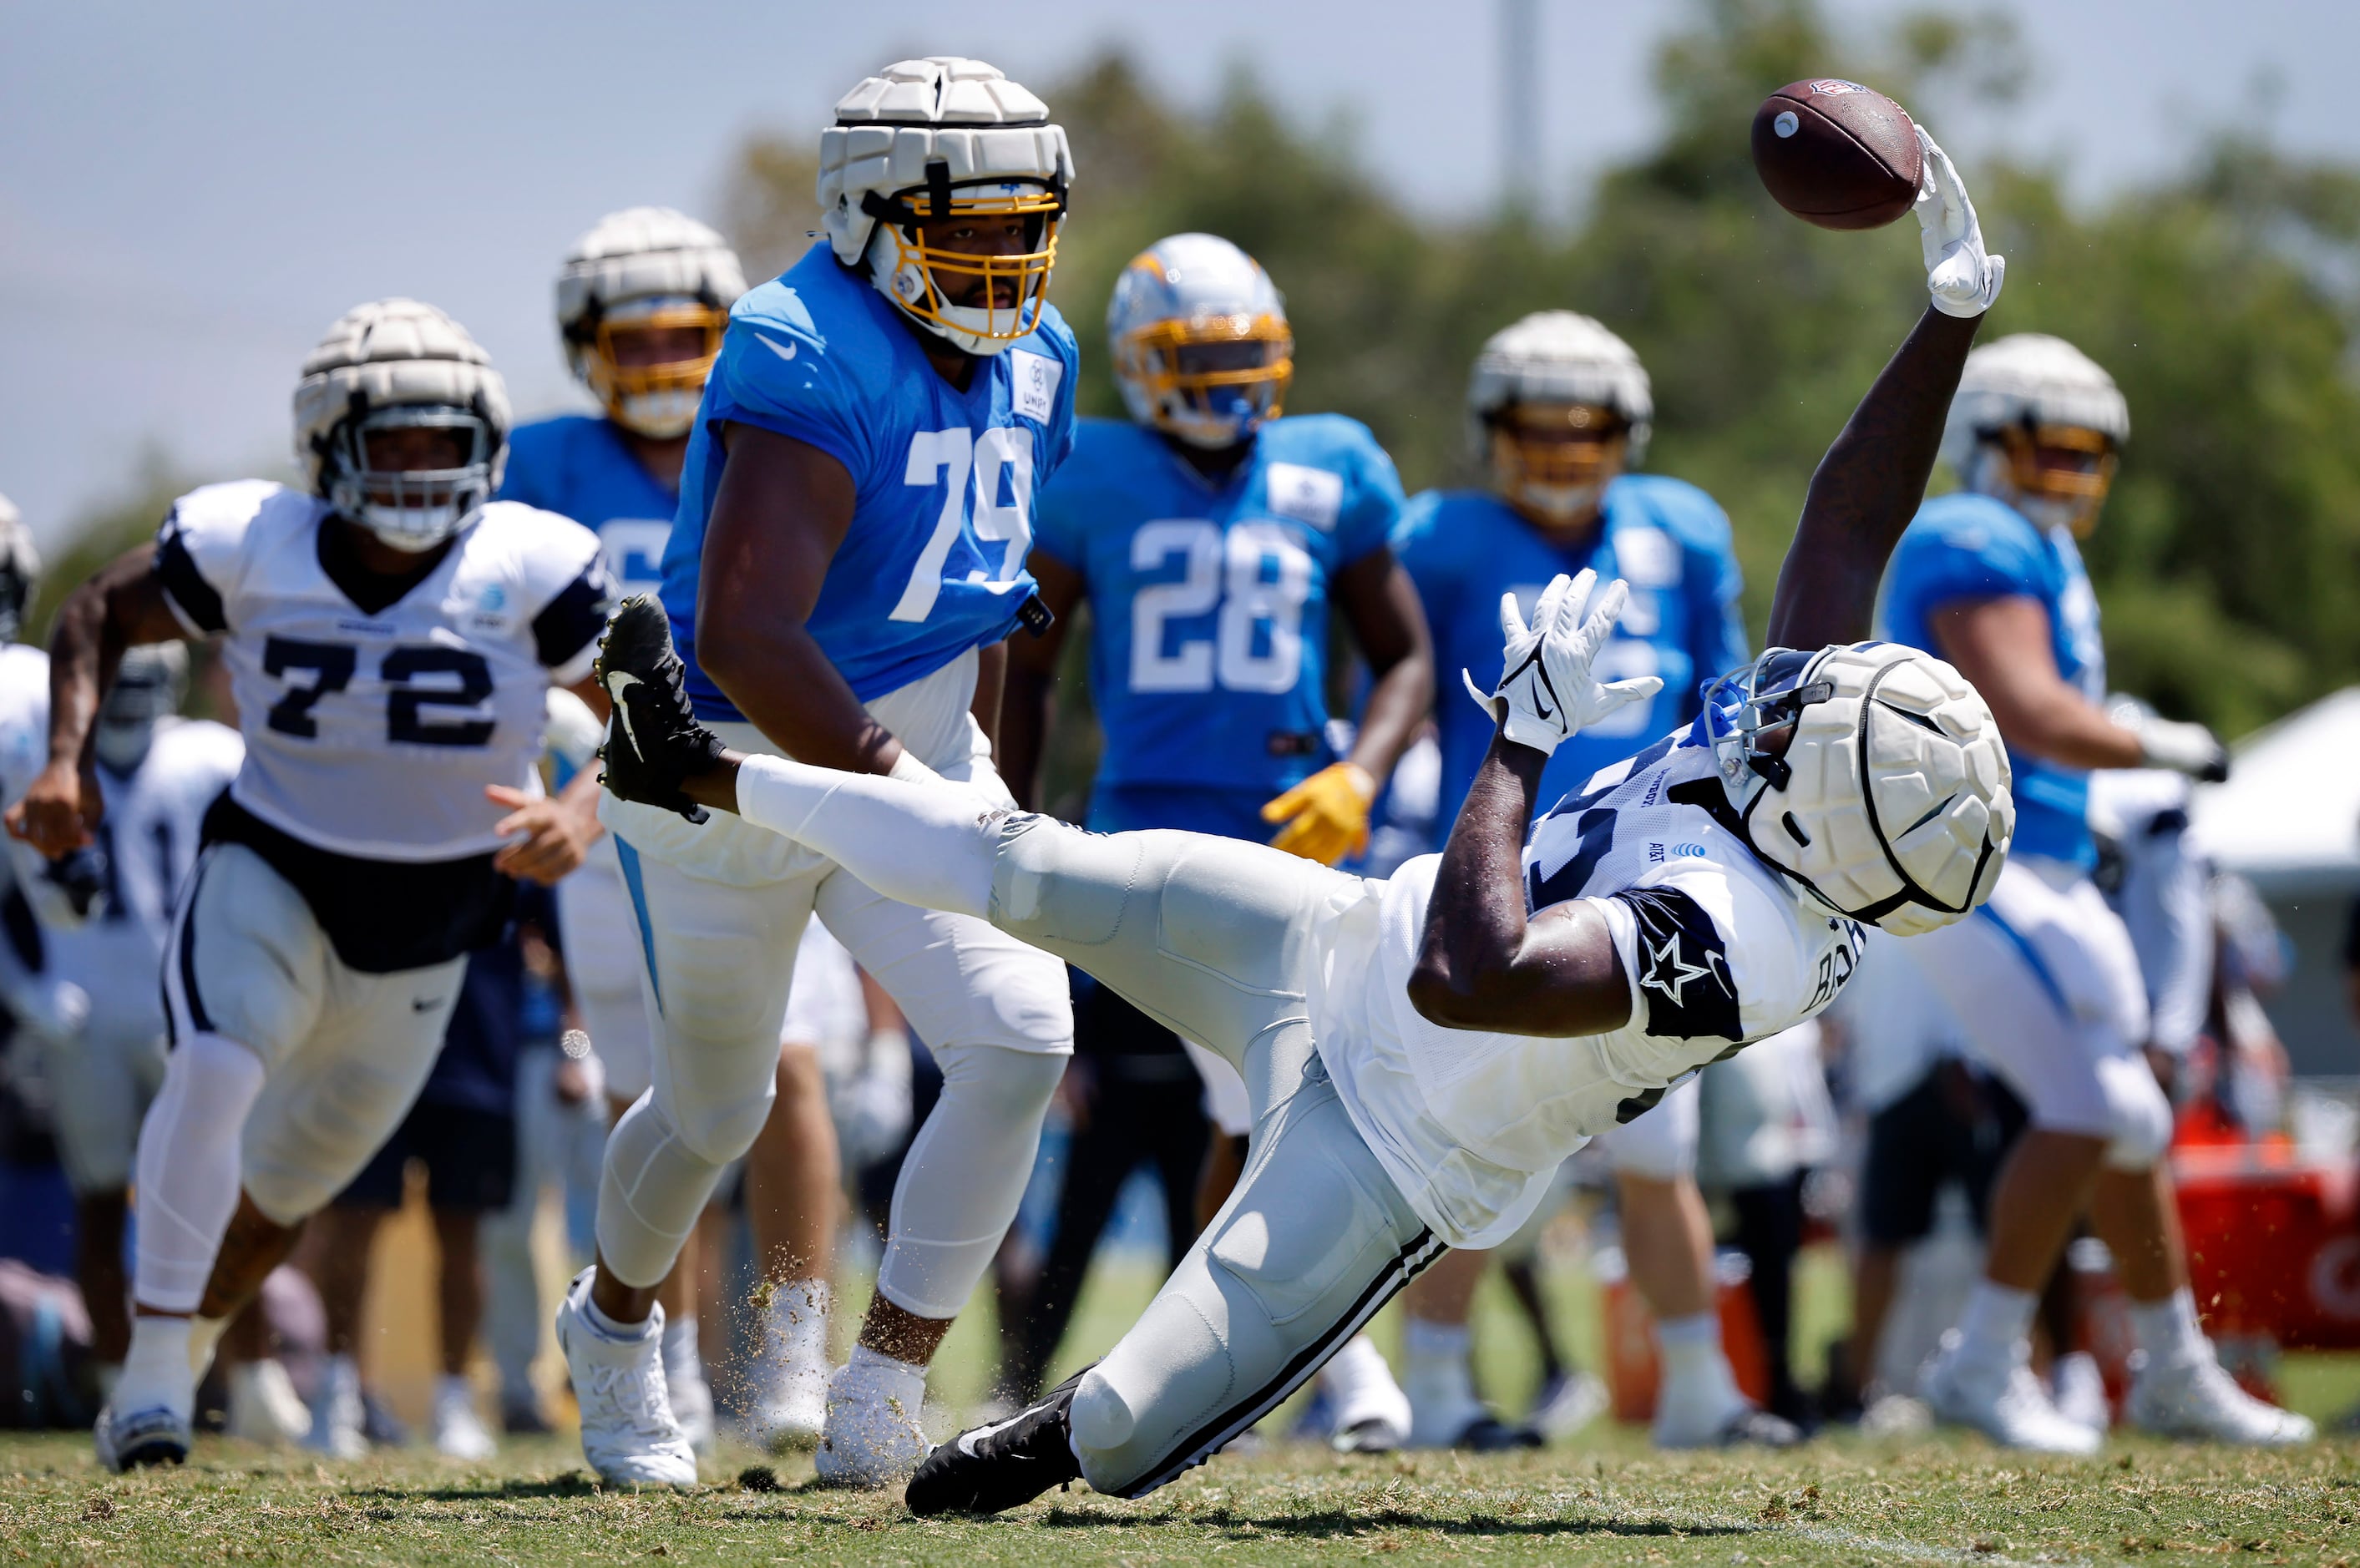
[1881,492,2105,867]
[1033,414,1403,832]
[661,243,1080,717]
[500,414,676,599]
[1397,476,1747,841]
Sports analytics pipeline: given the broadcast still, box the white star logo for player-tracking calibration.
[1639,931,1720,1006]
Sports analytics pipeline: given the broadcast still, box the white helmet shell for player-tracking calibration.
[292,299,510,552]
[1107,233,1292,448]
[1466,311,1654,464]
[1717,642,2013,937]
[1940,332,2129,475]
[818,58,1073,356]
[0,493,38,645]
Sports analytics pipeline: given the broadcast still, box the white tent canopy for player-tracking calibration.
[2191,686,2360,895]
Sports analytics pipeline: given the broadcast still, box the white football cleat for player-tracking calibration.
[225,1358,311,1447]
[95,1400,191,1472]
[745,1348,829,1453]
[305,1354,370,1460]
[2049,1351,2112,1434]
[666,1358,717,1459]
[1321,1334,1412,1453]
[1922,1333,2102,1454]
[813,1358,929,1488]
[432,1375,499,1461]
[2127,1353,2315,1446]
[1528,1368,1609,1441]
[555,1268,698,1489]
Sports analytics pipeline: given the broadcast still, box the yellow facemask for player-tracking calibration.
[581,300,728,440]
[869,180,1066,351]
[1116,312,1294,447]
[1487,403,1629,525]
[1999,422,2119,537]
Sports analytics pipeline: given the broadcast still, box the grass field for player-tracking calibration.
[12,1249,2360,1565]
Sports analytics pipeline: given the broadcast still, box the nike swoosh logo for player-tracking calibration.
[605,671,643,754]
[955,1407,1036,1459]
[756,333,798,365]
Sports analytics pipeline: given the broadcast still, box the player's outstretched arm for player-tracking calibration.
[1763,129,2003,653]
[1410,571,1659,1036]
[7,547,188,857]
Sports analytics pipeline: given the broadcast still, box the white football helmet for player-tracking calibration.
[0,493,38,645]
[818,57,1073,357]
[94,643,189,775]
[557,207,747,440]
[1468,311,1653,524]
[1941,332,2129,538]
[1703,643,2013,936]
[1107,234,1293,449]
[293,299,510,552]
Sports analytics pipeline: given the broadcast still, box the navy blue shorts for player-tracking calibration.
[337,1100,515,1213]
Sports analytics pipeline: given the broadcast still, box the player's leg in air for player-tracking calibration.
[503,206,751,1454]
[564,58,1081,1489]
[1389,306,1793,1450]
[997,231,1432,1450]
[9,301,615,1472]
[595,123,2007,1515]
[1884,335,2312,1449]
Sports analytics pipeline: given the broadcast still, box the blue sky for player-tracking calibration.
[3,0,2353,540]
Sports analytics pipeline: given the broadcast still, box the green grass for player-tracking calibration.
[12,1250,2360,1565]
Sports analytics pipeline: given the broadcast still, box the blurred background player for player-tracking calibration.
[10,299,613,1470]
[568,58,1081,1489]
[29,649,283,1435]
[1886,332,2310,1450]
[997,231,1432,1447]
[499,205,767,1450]
[1392,311,1791,1449]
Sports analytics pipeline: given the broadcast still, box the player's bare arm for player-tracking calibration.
[1334,549,1436,788]
[1928,597,2142,768]
[9,545,187,857]
[995,549,1084,809]
[692,422,909,775]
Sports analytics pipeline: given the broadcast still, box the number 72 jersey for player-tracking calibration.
[154,479,610,862]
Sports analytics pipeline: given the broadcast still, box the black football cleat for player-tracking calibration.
[904,1370,1086,1517]
[593,594,728,822]
[1447,1412,1546,1452]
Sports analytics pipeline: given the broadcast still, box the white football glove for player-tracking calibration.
[1462,569,1664,757]
[1914,128,2004,318]
[2130,713,2231,781]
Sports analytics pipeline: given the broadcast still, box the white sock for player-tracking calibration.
[436,1373,474,1408]
[661,1315,702,1378]
[581,1292,656,1343]
[131,1033,266,1313]
[2128,1287,2207,1369]
[1401,1317,1475,1414]
[1654,1310,1744,1429]
[1954,1280,2038,1364]
[116,1316,194,1413]
[734,755,996,920]
[840,1343,928,1415]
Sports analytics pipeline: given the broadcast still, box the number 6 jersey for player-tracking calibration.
[154,478,610,862]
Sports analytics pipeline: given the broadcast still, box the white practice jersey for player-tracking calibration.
[154,481,610,861]
[0,644,48,817]
[87,719,244,945]
[1318,726,1866,1247]
[2088,767,2212,1057]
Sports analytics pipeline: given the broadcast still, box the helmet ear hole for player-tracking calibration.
[1781,811,1812,848]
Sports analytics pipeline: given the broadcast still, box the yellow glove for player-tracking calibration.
[1261,761,1378,866]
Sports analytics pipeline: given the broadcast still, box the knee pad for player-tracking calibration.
[2098,1055,2173,1171]
[1071,1368,1136,1451]
[597,1094,730,1288]
[875,1045,1066,1318]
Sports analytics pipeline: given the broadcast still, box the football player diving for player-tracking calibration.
[592,127,2011,1514]
[996,231,1431,1449]
[11,301,615,1472]
[1393,311,1796,1450]
[560,57,1081,1488]
[1886,333,2312,1449]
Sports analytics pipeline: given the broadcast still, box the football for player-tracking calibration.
[1750,78,1922,230]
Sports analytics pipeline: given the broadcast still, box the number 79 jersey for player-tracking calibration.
[661,243,1080,719]
[154,479,611,862]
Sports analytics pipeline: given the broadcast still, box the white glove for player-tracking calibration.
[1462,569,1664,757]
[1914,128,2004,318]
[2131,714,2231,781]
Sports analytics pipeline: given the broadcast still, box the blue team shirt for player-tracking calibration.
[1881,492,2106,867]
[1031,414,1403,834]
[661,243,1080,716]
[1396,476,1747,839]
[499,414,676,597]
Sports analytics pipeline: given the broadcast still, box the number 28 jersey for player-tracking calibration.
[1031,414,1403,803]
[154,479,610,862]
[662,243,1080,718]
